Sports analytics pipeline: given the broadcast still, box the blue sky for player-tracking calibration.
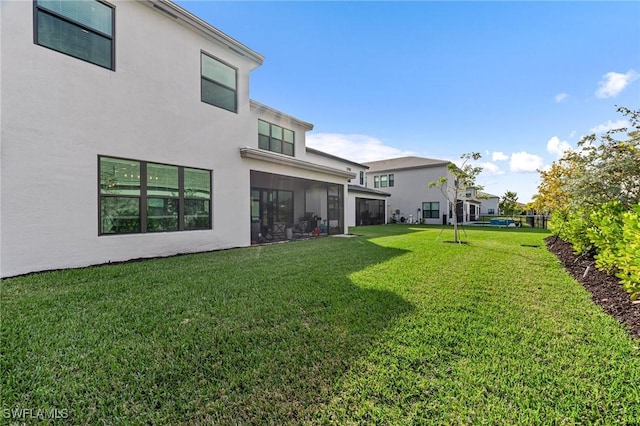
[177,1,640,202]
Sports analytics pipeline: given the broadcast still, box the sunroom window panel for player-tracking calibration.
[100,157,140,195]
[184,199,210,230]
[147,198,178,232]
[37,0,113,35]
[100,197,140,234]
[184,168,211,199]
[37,11,112,69]
[147,163,179,197]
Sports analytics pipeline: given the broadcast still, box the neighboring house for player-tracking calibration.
[306,148,390,227]
[363,156,486,225]
[0,0,354,277]
[478,192,500,216]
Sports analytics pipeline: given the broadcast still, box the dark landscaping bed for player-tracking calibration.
[546,236,640,340]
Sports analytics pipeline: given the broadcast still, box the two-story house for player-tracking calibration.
[0,0,356,277]
[305,148,390,227]
[363,156,488,225]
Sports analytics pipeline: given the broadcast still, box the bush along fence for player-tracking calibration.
[551,201,640,301]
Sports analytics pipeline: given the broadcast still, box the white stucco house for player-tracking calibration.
[363,156,488,225]
[0,0,360,277]
[478,192,500,216]
[305,148,390,227]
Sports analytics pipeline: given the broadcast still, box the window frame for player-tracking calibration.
[98,156,212,235]
[373,175,380,188]
[33,0,116,70]
[201,51,238,113]
[257,119,295,157]
[388,174,394,187]
[422,202,440,219]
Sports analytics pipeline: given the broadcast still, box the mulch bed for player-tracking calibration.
[545,236,640,340]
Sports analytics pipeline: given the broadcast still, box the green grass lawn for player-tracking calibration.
[2,225,639,424]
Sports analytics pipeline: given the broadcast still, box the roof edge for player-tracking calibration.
[147,0,265,67]
[306,147,369,169]
[250,100,314,131]
[240,147,356,179]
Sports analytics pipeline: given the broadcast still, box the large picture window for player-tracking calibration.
[99,156,212,235]
[34,0,115,70]
[201,52,237,112]
[258,120,295,156]
[422,202,440,219]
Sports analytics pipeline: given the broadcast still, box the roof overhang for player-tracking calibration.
[307,148,369,169]
[240,148,356,179]
[250,101,314,131]
[146,1,264,69]
[348,185,390,197]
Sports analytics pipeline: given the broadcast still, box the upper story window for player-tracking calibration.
[359,171,364,185]
[373,174,394,188]
[258,120,295,156]
[34,0,115,70]
[201,52,237,112]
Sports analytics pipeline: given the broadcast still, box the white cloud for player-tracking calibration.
[595,70,639,98]
[589,119,629,134]
[306,133,414,163]
[554,93,569,103]
[546,136,572,157]
[481,162,505,175]
[492,151,509,162]
[509,152,543,173]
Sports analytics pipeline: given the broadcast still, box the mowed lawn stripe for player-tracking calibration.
[2,225,638,424]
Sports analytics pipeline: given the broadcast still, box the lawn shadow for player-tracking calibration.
[1,236,415,424]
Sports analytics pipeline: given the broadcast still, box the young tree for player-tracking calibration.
[499,190,520,221]
[429,152,483,243]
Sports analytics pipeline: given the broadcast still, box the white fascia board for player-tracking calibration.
[240,148,356,179]
[250,100,314,131]
[146,0,264,69]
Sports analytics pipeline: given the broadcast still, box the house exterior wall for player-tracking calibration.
[305,150,370,228]
[347,191,388,227]
[480,197,500,215]
[1,1,261,277]
[1,1,350,277]
[367,167,453,225]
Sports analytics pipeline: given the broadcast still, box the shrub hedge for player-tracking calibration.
[552,202,640,300]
